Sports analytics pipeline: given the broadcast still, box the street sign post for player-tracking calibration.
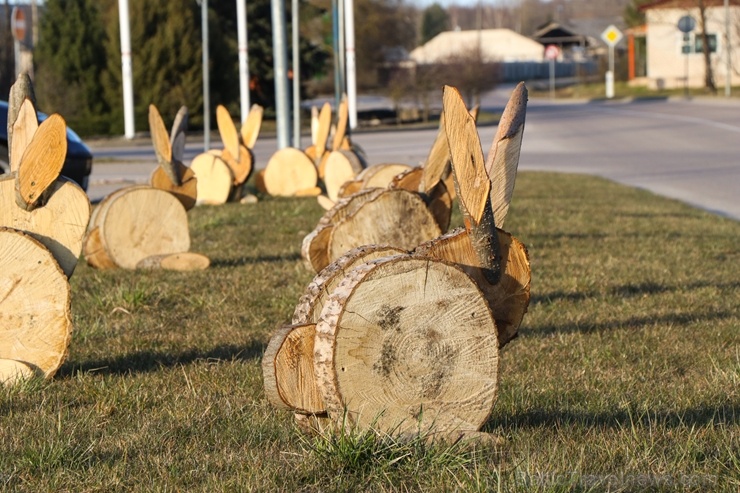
[545,45,560,99]
[10,7,26,78]
[601,25,623,99]
[678,15,696,99]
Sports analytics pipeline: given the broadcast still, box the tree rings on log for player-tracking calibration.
[0,175,91,278]
[415,227,530,348]
[361,163,413,189]
[190,152,234,205]
[262,323,325,414]
[150,161,198,210]
[323,150,363,202]
[327,188,441,264]
[264,148,318,196]
[0,228,72,379]
[0,358,36,386]
[97,187,190,269]
[314,255,499,434]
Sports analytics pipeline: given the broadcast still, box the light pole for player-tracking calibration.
[197,0,210,150]
[725,0,731,97]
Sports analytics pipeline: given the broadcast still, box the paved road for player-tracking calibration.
[88,88,740,221]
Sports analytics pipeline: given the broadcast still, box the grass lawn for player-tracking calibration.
[1,172,738,491]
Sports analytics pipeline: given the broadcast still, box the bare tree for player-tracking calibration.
[439,44,501,107]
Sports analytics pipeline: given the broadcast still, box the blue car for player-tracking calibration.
[0,100,93,190]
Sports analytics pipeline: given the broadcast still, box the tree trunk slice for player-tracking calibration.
[10,98,38,172]
[0,228,72,379]
[148,105,179,186]
[415,227,530,348]
[332,95,349,152]
[262,323,325,414]
[304,145,317,163]
[0,175,91,278]
[323,151,360,202]
[301,223,333,272]
[316,152,330,180]
[318,188,385,227]
[221,144,253,186]
[98,187,190,270]
[361,163,413,189]
[264,148,318,196]
[150,161,198,210]
[390,167,423,192]
[485,82,527,229]
[314,255,499,434]
[15,114,67,211]
[136,252,210,271]
[241,104,264,149]
[293,244,406,326]
[443,173,456,201]
[0,358,36,386]
[7,74,36,168]
[426,181,453,233]
[327,188,441,264]
[216,105,240,159]
[295,186,322,197]
[315,102,332,162]
[337,179,363,199]
[294,412,333,435]
[83,227,117,270]
[190,152,233,205]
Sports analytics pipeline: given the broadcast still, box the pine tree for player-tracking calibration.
[34,0,109,135]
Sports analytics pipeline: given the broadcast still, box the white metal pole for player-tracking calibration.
[271,0,291,149]
[200,0,211,150]
[292,0,301,148]
[344,0,357,129]
[725,0,731,97]
[237,0,250,121]
[118,0,135,139]
[606,45,615,99]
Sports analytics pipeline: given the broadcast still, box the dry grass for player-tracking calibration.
[1,172,738,491]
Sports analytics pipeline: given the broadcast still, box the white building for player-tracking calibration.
[642,0,740,89]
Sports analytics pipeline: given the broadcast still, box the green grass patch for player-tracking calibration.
[1,172,738,491]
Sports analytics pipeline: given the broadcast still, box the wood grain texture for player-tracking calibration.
[485,82,527,228]
[332,95,349,152]
[0,228,72,379]
[313,255,499,434]
[136,252,210,271]
[301,223,333,272]
[262,323,325,414]
[361,163,413,190]
[420,113,448,194]
[190,152,233,205]
[415,227,530,348]
[169,106,189,163]
[98,187,190,269]
[263,148,318,196]
[0,358,36,386]
[315,102,332,161]
[0,175,90,278]
[221,144,253,186]
[7,73,36,164]
[15,114,67,210]
[323,151,359,202]
[10,98,38,172]
[327,188,441,264]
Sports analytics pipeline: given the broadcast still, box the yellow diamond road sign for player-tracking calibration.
[601,25,623,47]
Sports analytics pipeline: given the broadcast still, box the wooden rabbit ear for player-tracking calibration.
[170,106,188,163]
[310,106,319,145]
[7,73,37,167]
[148,104,180,186]
[216,105,240,159]
[442,86,489,225]
[10,98,39,172]
[240,104,264,149]
[484,82,527,229]
[469,104,480,121]
[331,94,349,152]
[443,85,501,285]
[15,114,67,211]
[315,102,332,160]
[419,112,448,194]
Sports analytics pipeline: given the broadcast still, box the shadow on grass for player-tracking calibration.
[210,252,301,268]
[57,340,265,378]
[483,402,739,431]
[522,310,735,338]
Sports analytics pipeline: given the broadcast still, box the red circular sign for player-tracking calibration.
[11,7,27,42]
[545,44,560,60]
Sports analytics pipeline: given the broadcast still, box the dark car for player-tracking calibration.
[0,100,93,190]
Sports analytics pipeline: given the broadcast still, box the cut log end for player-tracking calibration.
[136,252,210,271]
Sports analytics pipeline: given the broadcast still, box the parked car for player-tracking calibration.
[0,100,93,190]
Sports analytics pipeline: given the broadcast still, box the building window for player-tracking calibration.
[682,33,718,54]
